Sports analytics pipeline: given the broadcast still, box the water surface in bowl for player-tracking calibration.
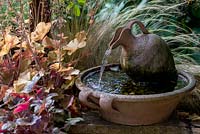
[83,67,187,95]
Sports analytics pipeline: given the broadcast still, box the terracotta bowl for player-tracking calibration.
[76,64,196,125]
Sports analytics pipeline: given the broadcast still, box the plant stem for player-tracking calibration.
[25,36,41,71]
[17,0,24,76]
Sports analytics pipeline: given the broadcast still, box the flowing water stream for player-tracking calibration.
[96,48,112,89]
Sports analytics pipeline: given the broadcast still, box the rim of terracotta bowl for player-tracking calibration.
[76,63,196,101]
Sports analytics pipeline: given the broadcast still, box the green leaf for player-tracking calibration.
[59,0,65,3]
[78,0,86,5]
[66,2,74,11]
[74,5,81,16]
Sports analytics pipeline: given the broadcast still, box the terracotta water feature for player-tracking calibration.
[108,20,177,89]
[76,20,196,125]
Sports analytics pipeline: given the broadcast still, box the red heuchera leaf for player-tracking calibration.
[0,129,8,133]
[13,101,30,114]
[36,88,42,95]
[10,93,30,101]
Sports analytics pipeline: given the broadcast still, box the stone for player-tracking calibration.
[68,111,190,134]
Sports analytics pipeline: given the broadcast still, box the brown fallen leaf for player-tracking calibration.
[31,22,51,42]
[63,31,86,55]
[49,63,80,76]
[189,114,200,121]
[13,71,31,92]
[0,27,20,56]
[13,69,39,92]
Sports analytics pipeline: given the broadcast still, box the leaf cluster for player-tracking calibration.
[0,9,87,134]
[0,20,86,133]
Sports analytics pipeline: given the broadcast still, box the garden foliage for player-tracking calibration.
[0,20,86,133]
